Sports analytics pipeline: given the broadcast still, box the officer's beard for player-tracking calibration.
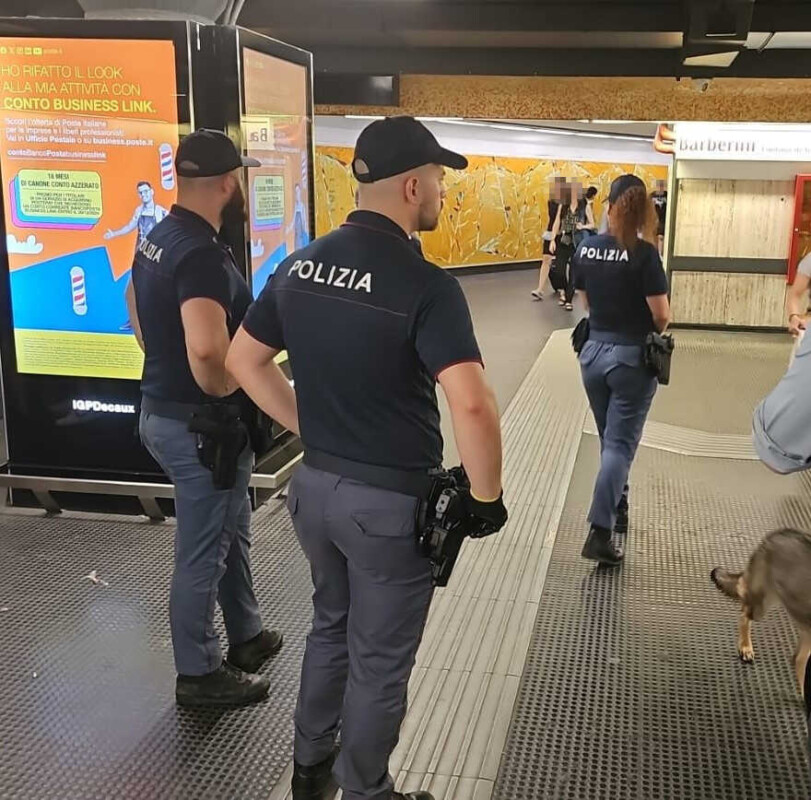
[416,199,441,232]
[221,184,247,227]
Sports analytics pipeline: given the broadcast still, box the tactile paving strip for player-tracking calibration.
[0,501,311,800]
[493,436,811,800]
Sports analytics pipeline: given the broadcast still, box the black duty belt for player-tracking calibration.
[141,395,241,423]
[303,448,436,499]
[589,330,648,346]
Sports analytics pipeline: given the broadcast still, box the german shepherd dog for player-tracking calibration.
[711,528,811,699]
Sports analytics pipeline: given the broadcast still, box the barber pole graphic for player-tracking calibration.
[159,143,175,190]
[70,266,87,316]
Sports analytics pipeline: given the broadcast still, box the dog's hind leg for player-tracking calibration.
[738,607,754,663]
[794,628,811,699]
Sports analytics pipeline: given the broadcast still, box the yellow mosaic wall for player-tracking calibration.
[315,145,669,268]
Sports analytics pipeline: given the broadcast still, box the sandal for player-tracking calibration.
[531,290,543,301]
[565,303,573,311]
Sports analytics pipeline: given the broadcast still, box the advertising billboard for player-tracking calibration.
[241,47,311,298]
[0,37,179,380]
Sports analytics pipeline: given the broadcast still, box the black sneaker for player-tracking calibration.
[581,525,624,566]
[227,628,284,673]
[393,793,435,800]
[292,748,339,800]
[176,662,270,707]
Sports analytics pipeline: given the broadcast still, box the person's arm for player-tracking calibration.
[438,362,502,501]
[642,245,670,332]
[105,208,139,239]
[226,327,299,434]
[180,298,238,397]
[646,294,670,333]
[231,273,299,432]
[787,271,810,337]
[549,206,562,253]
[124,277,144,353]
[586,202,596,229]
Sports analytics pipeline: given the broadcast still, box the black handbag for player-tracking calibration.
[644,332,675,384]
[571,317,590,354]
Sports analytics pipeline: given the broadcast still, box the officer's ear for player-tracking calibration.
[403,175,420,206]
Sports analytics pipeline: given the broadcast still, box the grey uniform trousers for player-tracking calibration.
[139,411,263,676]
[288,464,434,800]
[579,339,657,531]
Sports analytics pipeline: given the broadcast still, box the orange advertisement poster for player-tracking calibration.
[0,37,179,379]
[242,48,311,298]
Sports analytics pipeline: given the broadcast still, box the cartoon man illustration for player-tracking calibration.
[105,181,169,332]
[105,181,169,250]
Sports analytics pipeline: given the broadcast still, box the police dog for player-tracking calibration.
[711,528,811,699]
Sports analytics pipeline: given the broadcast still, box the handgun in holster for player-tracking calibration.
[417,466,501,587]
[188,404,249,490]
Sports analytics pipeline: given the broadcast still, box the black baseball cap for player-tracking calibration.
[175,129,260,178]
[608,173,646,203]
[352,116,468,184]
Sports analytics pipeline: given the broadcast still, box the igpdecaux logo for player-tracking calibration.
[72,399,136,414]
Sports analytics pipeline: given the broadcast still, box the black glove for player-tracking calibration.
[465,491,508,538]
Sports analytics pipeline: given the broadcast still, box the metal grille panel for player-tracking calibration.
[0,502,311,800]
[493,437,811,800]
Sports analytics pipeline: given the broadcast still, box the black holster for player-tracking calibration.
[188,404,248,490]
[417,467,472,588]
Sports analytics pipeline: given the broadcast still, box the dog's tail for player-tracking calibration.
[710,567,742,600]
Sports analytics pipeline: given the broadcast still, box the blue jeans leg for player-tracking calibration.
[139,411,262,676]
[588,363,657,530]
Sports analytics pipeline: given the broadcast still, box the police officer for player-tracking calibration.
[572,174,671,565]
[226,117,508,800]
[128,129,284,706]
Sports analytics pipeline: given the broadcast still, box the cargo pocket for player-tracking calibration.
[578,339,600,367]
[350,503,419,539]
[615,344,644,369]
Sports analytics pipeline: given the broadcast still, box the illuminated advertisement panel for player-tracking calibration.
[0,37,179,379]
[242,47,311,298]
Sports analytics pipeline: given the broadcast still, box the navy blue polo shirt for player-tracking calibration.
[573,234,668,337]
[242,210,482,470]
[133,205,252,404]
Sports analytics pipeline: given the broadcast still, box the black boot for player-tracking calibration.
[581,524,623,566]
[176,662,270,707]
[227,628,284,673]
[393,793,435,800]
[292,748,339,800]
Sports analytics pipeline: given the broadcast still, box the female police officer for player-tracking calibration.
[572,174,670,566]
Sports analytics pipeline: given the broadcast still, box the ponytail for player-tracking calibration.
[608,186,657,252]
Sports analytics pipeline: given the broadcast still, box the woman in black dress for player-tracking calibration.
[549,181,581,311]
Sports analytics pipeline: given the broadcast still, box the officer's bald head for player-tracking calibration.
[356,163,446,235]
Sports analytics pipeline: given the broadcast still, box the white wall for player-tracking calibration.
[315,116,672,166]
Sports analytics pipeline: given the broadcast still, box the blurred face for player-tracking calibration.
[551,178,564,201]
[655,179,667,193]
[138,184,153,204]
[414,163,446,232]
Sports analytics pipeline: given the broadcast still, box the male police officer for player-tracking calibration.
[226,117,508,800]
[129,129,285,707]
